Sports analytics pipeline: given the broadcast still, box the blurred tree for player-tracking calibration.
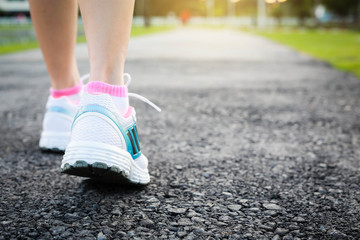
[322,0,358,26]
[134,0,153,26]
[134,0,258,17]
[358,0,360,27]
[287,0,315,26]
[236,0,257,16]
[214,0,227,17]
[142,0,206,16]
[322,0,358,18]
[269,4,285,26]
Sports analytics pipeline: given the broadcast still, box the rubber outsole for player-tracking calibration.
[40,147,65,153]
[61,160,148,185]
[39,131,70,152]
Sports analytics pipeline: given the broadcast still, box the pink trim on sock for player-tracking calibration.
[85,81,128,97]
[122,106,133,118]
[50,81,83,98]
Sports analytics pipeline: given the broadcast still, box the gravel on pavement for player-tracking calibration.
[0,28,360,239]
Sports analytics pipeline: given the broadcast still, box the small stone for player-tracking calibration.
[174,165,183,170]
[79,230,92,236]
[115,231,126,238]
[227,205,242,211]
[293,217,306,223]
[178,218,192,226]
[187,211,199,217]
[328,229,347,239]
[263,203,282,211]
[28,231,39,238]
[1,221,12,225]
[203,173,211,178]
[288,223,299,231]
[218,215,232,221]
[136,226,149,232]
[222,192,232,197]
[97,232,106,240]
[193,201,203,207]
[146,202,160,209]
[192,192,204,198]
[140,219,155,228]
[146,197,159,203]
[193,227,206,236]
[64,213,80,222]
[168,226,178,231]
[319,163,327,168]
[111,208,121,216]
[249,207,260,212]
[168,207,187,215]
[178,231,187,237]
[283,234,293,240]
[60,231,72,238]
[239,199,249,204]
[50,226,65,235]
[264,210,278,216]
[192,217,205,223]
[275,228,289,236]
[272,235,280,240]
[259,222,276,231]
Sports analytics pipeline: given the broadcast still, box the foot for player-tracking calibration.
[39,95,79,152]
[39,81,82,151]
[61,74,160,185]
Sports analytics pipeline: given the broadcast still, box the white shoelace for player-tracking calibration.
[80,73,161,112]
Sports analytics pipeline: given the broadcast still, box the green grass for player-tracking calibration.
[253,29,360,78]
[0,24,33,30]
[0,25,174,55]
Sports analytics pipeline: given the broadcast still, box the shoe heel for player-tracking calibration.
[61,141,133,182]
[39,131,71,152]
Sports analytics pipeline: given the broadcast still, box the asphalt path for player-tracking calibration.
[0,28,360,239]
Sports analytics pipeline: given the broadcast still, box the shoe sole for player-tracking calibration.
[61,141,150,185]
[39,131,71,152]
[61,160,138,185]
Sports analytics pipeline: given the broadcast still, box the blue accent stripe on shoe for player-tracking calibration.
[133,125,141,152]
[128,128,139,153]
[126,125,141,159]
[47,106,75,117]
[72,104,140,159]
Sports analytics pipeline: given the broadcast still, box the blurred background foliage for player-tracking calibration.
[0,0,359,77]
[0,0,359,28]
[131,0,360,28]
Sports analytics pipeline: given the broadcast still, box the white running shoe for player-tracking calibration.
[39,96,78,151]
[61,74,161,185]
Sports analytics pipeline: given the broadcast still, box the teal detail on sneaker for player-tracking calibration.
[47,106,75,117]
[72,104,140,159]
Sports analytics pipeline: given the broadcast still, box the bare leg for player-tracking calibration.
[78,0,135,85]
[29,0,80,90]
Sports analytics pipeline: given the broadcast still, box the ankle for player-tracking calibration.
[88,57,126,85]
[50,69,81,90]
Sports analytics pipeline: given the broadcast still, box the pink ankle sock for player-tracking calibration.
[50,81,83,98]
[85,81,129,115]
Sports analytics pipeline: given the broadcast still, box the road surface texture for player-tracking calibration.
[1,28,360,239]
